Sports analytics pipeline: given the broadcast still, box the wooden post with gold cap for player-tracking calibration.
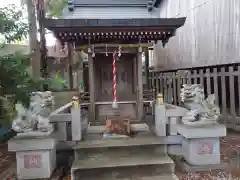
[155,93,167,136]
[71,96,82,141]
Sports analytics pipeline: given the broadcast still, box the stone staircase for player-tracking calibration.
[71,134,178,180]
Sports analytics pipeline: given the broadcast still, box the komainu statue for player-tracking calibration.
[180,84,220,126]
[12,91,54,133]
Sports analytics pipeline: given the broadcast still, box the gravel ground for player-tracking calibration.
[176,131,240,180]
[0,144,15,174]
[2,131,240,180]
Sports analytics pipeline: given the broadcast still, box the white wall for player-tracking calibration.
[154,0,240,70]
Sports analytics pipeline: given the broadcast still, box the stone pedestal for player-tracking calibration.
[155,104,167,136]
[177,124,227,171]
[8,131,57,179]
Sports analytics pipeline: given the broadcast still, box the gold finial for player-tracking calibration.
[157,93,164,105]
[72,96,80,108]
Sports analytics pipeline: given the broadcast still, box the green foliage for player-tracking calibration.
[0,5,38,125]
[45,0,68,18]
[0,4,28,43]
[46,72,68,91]
[0,53,42,108]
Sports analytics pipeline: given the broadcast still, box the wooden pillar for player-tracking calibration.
[78,51,84,92]
[88,47,95,122]
[67,43,74,89]
[137,46,143,121]
[145,48,150,89]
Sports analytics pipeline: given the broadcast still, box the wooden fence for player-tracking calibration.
[148,64,240,130]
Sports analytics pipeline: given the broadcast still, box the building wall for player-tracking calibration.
[153,0,240,70]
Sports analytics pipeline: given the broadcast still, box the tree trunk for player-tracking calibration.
[36,0,48,81]
[27,0,40,79]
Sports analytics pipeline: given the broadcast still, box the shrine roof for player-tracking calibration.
[45,17,185,30]
[69,0,162,8]
[65,0,163,16]
[61,7,161,19]
[44,17,186,45]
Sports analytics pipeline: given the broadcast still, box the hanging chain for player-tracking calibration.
[105,44,108,56]
[92,45,95,58]
[73,42,76,55]
[118,45,121,57]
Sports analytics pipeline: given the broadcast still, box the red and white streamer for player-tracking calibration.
[112,50,117,108]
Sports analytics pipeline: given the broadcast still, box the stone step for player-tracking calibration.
[74,135,180,149]
[71,173,179,180]
[75,145,166,160]
[71,155,174,179]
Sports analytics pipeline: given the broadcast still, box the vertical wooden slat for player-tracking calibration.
[151,71,155,90]
[193,70,198,84]
[177,73,182,105]
[172,72,177,105]
[159,73,163,94]
[229,66,236,126]
[137,46,143,121]
[220,67,227,122]
[148,71,152,89]
[213,68,219,105]
[133,57,137,93]
[88,46,95,122]
[67,43,74,89]
[199,69,204,86]
[163,75,167,102]
[160,73,164,94]
[187,71,191,84]
[145,48,150,88]
[168,73,173,103]
[156,72,160,93]
[206,68,211,96]
[238,65,240,116]
[182,75,187,84]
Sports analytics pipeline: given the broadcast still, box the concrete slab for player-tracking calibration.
[140,174,179,180]
[72,155,174,170]
[177,124,226,139]
[70,174,179,180]
[74,135,182,149]
[8,137,57,152]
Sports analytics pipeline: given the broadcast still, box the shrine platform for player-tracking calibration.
[69,124,180,180]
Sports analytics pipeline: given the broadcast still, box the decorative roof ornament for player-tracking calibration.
[68,0,74,12]
[147,0,154,11]
[148,0,163,11]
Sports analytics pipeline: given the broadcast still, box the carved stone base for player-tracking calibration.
[104,118,130,135]
[177,124,226,166]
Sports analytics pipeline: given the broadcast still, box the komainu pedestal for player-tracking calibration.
[8,131,57,179]
[177,124,227,171]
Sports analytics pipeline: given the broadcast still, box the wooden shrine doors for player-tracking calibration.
[95,54,135,102]
[94,54,137,123]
